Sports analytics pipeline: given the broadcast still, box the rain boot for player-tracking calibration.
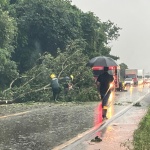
[102,108,108,120]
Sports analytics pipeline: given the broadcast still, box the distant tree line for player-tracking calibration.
[0,0,127,103]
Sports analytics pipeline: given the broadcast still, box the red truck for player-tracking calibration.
[92,65,123,91]
[125,69,138,85]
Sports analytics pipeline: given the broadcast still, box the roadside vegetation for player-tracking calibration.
[133,107,150,150]
[0,0,127,103]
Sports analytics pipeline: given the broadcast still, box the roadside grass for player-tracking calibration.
[133,107,150,150]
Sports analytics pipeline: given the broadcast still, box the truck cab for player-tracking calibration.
[125,69,138,85]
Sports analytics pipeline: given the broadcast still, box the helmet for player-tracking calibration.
[70,75,74,81]
[50,74,56,79]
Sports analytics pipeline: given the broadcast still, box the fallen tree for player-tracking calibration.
[0,40,99,103]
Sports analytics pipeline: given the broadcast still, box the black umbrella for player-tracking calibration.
[86,56,118,67]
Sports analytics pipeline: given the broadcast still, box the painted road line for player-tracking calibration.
[0,111,31,119]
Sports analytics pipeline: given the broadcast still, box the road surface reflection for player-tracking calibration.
[94,91,115,127]
[93,84,148,141]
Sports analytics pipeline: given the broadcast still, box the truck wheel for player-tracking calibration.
[119,82,123,91]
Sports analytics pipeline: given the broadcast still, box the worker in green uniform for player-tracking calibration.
[50,74,61,102]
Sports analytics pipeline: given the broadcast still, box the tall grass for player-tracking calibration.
[133,107,150,150]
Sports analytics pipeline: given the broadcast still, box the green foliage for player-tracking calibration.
[9,0,20,5]
[80,12,104,56]
[0,8,18,89]
[0,8,17,50]
[0,49,18,89]
[11,0,83,72]
[102,20,121,42]
[107,54,119,61]
[9,0,121,72]
[133,107,150,150]
[0,0,8,8]
[119,63,128,81]
[2,40,99,102]
[0,0,122,103]
[80,12,121,59]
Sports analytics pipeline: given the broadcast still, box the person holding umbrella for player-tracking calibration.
[96,66,114,120]
[87,56,117,120]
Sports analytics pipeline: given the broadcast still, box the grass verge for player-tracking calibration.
[133,107,150,150]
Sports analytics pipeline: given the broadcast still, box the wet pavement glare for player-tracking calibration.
[68,84,150,150]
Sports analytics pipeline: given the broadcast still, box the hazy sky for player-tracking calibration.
[71,0,150,73]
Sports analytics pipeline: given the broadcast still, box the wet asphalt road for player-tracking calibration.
[69,85,150,150]
[0,84,149,150]
[0,102,98,150]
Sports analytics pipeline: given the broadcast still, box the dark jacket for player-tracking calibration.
[97,72,114,94]
[51,78,60,89]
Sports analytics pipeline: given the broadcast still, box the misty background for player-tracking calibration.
[71,0,150,73]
